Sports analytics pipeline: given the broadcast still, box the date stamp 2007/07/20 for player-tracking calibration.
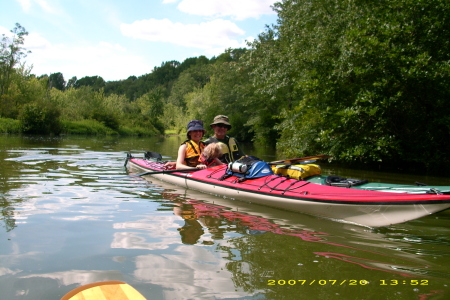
[267,279,429,286]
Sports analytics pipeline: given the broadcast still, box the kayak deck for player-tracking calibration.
[306,175,450,194]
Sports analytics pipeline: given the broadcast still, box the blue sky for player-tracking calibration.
[0,0,278,82]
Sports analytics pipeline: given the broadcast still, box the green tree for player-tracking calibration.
[0,64,43,119]
[0,23,30,96]
[74,75,105,90]
[212,48,247,64]
[89,89,120,130]
[50,86,94,121]
[182,59,257,142]
[135,86,166,133]
[49,72,66,91]
[167,64,212,108]
[19,99,62,135]
[250,0,450,171]
[178,55,209,73]
[66,76,77,88]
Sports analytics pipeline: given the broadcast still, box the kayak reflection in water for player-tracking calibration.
[166,192,433,278]
[174,202,225,244]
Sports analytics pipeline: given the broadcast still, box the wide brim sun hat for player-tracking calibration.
[210,115,231,129]
[187,120,206,137]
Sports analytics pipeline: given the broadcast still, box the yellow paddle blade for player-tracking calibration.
[61,281,147,300]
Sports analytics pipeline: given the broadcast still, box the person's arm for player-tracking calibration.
[176,144,207,169]
[176,144,191,169]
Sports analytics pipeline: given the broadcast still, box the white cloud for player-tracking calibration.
[24,32,52,50]
[121,18,246,49]
[24,36,151,81]
[177,0,277,20]
[16,0,65,15]
[0,26,10,35]
[16,0,32,12]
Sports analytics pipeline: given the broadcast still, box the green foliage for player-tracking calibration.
[199,60,260,142]
[0,117,21,133]
[135,86,166,134]
[91,108,120,131]
[0,64,41,119]
[212,48,247,64]
[19,100,62,135]
[162,102,188,134]
[50,86,91,120]
[0,23,30,95]
[0,69,47,119]
[250,0,450,171]
[60,120,159,136]
[3,3,450,173]
[74,75,105,90]
[66,76,77,89]
[88,90,120,130]
[48,72,65,91]
[185,85,214,121]
[167,64,212,108]
[62,119,117,135]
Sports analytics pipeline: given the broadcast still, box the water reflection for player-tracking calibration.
[112,214,181,250]
[109,182,449,298]
[161,192,434,278]
[20,270,124,287]
[1,136,449,300]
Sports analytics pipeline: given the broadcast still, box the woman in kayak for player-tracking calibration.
[173,119,207,169]
[164,120,223,170]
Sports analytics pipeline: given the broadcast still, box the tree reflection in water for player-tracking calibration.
[161,191,445,299]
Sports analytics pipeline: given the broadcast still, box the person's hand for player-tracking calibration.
[196,164,207,170]
[164,161,176,169]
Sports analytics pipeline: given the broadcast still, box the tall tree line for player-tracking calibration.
[1,0,450,173]
[249,0,450,172]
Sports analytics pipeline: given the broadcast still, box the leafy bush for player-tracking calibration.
[19,101,62,135]
[91,108,120,131]
[0,118,21,133]
[61,119,117,135]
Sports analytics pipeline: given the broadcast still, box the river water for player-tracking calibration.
[1,135,449,300]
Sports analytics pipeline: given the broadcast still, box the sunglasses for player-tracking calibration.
[214,124,230,129]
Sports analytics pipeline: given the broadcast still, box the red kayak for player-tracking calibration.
[124,153,450,227]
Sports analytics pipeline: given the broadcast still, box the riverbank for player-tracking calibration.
[0,117,159,136]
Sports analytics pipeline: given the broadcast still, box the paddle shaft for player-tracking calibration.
[268,160,317,166]
[99,168,196,179]
[150,156,329,165]
[271,154,330,164]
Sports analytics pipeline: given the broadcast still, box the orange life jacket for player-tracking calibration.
[182,140,205,167]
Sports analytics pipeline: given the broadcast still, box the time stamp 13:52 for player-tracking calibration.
[267,279,429,286]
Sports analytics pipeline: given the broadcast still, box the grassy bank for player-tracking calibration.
[0,118,159,136]
[0,118,21,133]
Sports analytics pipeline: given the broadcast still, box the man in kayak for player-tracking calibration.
[203,115,245,164]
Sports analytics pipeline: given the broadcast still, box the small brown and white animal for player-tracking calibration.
[199,143,224,167]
